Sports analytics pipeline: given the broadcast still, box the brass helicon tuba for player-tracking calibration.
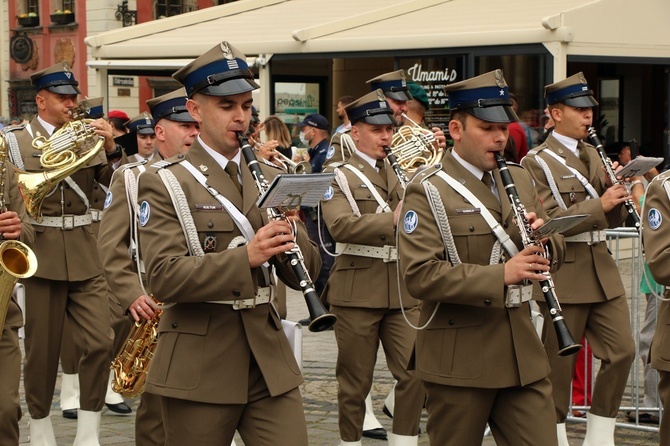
[17,103,105,222]
[388,113,444,175]
[0,132,38,340]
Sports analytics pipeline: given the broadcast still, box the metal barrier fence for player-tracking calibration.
[567,227,662,433]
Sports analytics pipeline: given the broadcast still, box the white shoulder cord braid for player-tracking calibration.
[341,164,391,214]
[529,152,568,211]
[340,132,357,160]
[529,149,599,202]
[4,132,24,170]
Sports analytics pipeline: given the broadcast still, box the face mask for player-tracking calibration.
[299,129,311,146]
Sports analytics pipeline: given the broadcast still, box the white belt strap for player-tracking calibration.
[564,230,607,244]
[341,164,391,213]
[335,242,397,262]
[537,149,599,199]
[64,177,90,210]
[433,171,519,258]
[30,214,92,229]
[207,286,274,309]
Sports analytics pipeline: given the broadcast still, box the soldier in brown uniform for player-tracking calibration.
[99,88,199,445]
[136,41,320,445]
[398,70,564,446]
[641,170,670,445]
[521,72,635,446]
[0,154,35,445]
[4,61,124,445]
[321,89,424,446]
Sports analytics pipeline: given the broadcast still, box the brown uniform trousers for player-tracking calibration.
[13,117,116,418]
[641,171,670,444]
[98,157,165,445]
[0,162,35,445]
[321,153,424,441]
[522,134,635,421]
[398,152,564,446]
[137,142,320,445]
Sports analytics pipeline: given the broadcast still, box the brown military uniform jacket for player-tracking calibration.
[642,171,670,372]
[138,141,320,404]
[521,134,627,303]
[322,130,351,168]
[9,116,117,281]
[98,155,161,311]
[398,150,565,388]
[321,152,418,309]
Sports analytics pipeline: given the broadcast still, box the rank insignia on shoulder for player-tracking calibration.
[403,210,418,234]
[648,208,662,231]
[104,191,113,209]
[139,201,151,226]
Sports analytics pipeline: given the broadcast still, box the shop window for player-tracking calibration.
[19,0,39,16]
[155,0,197,19]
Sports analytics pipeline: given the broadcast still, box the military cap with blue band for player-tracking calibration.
[147,88,195,123]
[82,97,104,119]
[443,69,518,123]
[545,72,599,108]
[30,61,81,95]
[345,89,396,126]
[125,112,155,135]
[173,41,260,98]
[366,70,413,102]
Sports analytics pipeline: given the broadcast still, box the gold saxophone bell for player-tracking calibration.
[0,240,38,341]
[17,119,104,222]
[389,114,444,175]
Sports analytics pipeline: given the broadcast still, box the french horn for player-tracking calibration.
[389,113,444,174]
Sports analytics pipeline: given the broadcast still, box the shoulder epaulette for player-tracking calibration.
[416,163,443,183]
[0,123,27,134]
[651,169,670,185]
[150,154,184,170]
[506,161,526,170]
[117,158,148,172]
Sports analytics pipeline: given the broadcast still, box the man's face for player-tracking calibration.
[450,114,508,172]
[336,101,346,121]
[386,97,408,124]
[618,146,632,166]
[136,133,156,158]
[155,119,199,158]
[35,90,78,127]
[186,91,252,157]
[351,122,394,160]
[551,104,593,140]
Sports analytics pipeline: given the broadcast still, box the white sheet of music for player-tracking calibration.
[616,156,664,179]
[257,173,335,209]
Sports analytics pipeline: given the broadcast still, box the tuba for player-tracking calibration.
[110,298,163,398]
[389,113,444,175]
[0,132,38,340]
[17,104,105,222]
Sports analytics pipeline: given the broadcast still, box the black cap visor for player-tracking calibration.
[46,84,81,95]
[466,105,519,124]
[358,113,397,126]
[198,78,260,97]
[162,111,196,123]
[563,95,599,108]
[136,127,155,135]
[384,90,412,102]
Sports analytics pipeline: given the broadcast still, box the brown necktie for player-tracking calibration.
[224,161,242,194]
[578,143,590,171]
[376,159,386,172]
[482,172,499,202]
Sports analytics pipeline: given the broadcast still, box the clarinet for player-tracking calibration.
[236,132,336,332]
[586,126,641,232]
[383,146,409,189]
[495,153,582,356]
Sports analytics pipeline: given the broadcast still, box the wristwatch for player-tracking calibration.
[106,143,123,160]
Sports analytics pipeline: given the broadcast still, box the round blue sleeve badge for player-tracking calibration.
[403,210,418,234]
[326,146,335,160]
[323,186,334,201]
[139,201,151,227]
[648,208,662,230]
[103,191,113,209]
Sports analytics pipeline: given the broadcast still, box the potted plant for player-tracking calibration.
[50,9,75,25]
[17,12,40,27]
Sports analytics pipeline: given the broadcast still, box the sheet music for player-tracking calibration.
[257,173,334,209]
[617,156,664,179]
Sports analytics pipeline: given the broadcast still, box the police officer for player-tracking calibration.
[398,70,564,446]
[521,72,635,446]
[321,89,424,446]
[99,88,199,445]
[136,41,320,445]
[295,113,330,174]
[6,61,122,444]
[642,171,670,445]
[0,144,35,445]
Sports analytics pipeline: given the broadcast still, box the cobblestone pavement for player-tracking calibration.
[18,286,660,445]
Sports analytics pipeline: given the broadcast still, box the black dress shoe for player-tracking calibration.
[362,427,387,440]
[62,409,77,419]
[105,402,132,414]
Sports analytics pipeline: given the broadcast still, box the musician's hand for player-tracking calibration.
[258,140,279,160]
[90,118,116,153]
[129,294,158,322]
[0,211,21,239]
[431,127,447,150]
[601,184,630,212]
[393,199,404,227]
[247,219,296,267]
[282,208,301,223]
[504,245,550,285]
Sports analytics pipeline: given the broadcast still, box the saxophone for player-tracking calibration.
[111,297,163,398]
[0,132,38,339]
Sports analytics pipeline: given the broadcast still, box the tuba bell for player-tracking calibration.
[389,113,444,175]
[17,105,105,222]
